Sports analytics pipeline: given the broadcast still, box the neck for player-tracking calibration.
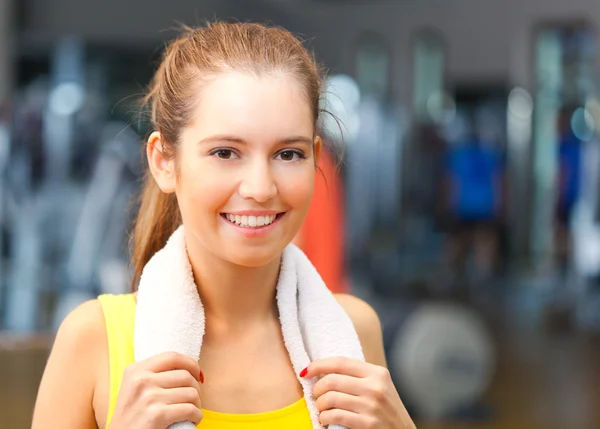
[184,234,281,333]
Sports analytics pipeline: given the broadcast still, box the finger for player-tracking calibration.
[158,403,204,426]
[319,408,370,428]
[144,352,201,382]
[158,387,202,409]
[153,369,202,391]
[153,369,204,406]
[300,357,369,379]
[315,390,372,415]
[312,373,367,398]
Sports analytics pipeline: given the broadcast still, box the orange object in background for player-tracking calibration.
[295,148,348,293]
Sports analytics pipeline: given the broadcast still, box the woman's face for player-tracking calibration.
[175,71,319,267]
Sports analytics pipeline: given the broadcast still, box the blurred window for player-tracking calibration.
[412,31,445,123]
[355,32,389,99]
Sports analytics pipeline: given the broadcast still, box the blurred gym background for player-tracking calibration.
[2,0,600,428]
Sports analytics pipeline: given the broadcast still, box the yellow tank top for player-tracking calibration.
[97,294,313,429]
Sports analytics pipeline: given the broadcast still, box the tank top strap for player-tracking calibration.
[97,293,136,429]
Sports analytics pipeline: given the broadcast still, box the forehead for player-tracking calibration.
[187,71,314,140]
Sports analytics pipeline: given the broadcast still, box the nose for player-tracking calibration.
[238,159,277,203]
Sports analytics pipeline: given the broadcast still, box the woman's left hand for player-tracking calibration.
[300,357,416,429]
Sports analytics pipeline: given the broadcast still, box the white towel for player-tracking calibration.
[134,225,365,429]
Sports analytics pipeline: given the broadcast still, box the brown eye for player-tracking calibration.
[276,150,305,162]
[215,149,234,159]
[280,151,295,161]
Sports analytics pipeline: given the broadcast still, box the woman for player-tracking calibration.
[32,22,415,429]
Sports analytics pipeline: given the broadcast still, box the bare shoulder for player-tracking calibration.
[334,293,381,334]
[32,299,107,429]
[52,299,107,360]
[59,298,106,336]
[334,293,387,367]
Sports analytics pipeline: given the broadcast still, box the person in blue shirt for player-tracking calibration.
[443,119,505,294]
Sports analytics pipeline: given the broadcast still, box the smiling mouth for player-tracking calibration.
[220,212,285,228]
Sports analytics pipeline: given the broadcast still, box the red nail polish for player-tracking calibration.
[299,367,308,378]
[199,370,204,384]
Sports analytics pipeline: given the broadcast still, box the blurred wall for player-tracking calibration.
[20,0,310,47]
[16,0,600,101]
[305,0,511,100]
[296,0,600,101]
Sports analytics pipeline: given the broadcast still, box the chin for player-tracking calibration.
[224,243,287,268]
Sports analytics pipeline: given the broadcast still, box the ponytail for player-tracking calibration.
[130,171,181,291]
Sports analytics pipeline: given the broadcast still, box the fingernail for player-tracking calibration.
[299,367,308,378]
[199,370,205,384]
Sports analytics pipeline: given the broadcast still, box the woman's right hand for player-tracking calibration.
[109,352,203,429]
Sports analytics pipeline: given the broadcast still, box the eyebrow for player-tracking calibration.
[198,135,314,146]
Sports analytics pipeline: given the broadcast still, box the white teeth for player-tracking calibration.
[224,213,278,228]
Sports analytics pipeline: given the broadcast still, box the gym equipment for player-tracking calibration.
[377,299,496,420]
[2,36,144,331]
[53,122,142,329]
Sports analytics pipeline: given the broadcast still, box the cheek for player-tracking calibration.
[277,167,315,209]
[177,161,233,218]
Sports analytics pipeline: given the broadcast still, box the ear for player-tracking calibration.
[313,135,323,166]
[147,131,176,193]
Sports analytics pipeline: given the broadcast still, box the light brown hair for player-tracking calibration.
[131,22,326,290]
